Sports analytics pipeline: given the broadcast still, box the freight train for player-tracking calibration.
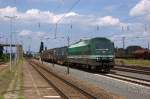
[41,37,115,72]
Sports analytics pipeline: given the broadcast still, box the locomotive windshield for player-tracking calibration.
[94,41,114,55]
[95,42,114,50]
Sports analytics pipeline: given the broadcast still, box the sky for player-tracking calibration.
[0,0,150,52]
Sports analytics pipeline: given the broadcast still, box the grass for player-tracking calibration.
[13,58,24,99]
[0,67,15,98]
[115,59,150,67]
[0,58,24,99]
[18,59,24,99]
[0,96,4,99]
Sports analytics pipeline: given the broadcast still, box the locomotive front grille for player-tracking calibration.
[96,57,102,61]
[96,57,113,62]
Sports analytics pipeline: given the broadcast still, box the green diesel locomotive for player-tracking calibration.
[41,37,115,72]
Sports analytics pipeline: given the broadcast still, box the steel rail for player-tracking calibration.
[103,73,150,87]
[29,62,68,99]
[113,67,150,75]
[111,73,150,82]
[33,59,150,87]
[115,65,150,71]
[29,61,97,99]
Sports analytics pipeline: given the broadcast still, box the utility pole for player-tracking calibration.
[52,50,55,67]
[67,23,72,74]
[97,25,99,31]
[144,24,149,50]
[144,24,147,32]
[28,37,32,54]
[122,37,125,49]
[5,16,17,71]
[148,41,149,50]
[96,25,99,35]
[67,36,70,74]
[6,38,8,53]
[127,25,130,31]
[54,23,58,39]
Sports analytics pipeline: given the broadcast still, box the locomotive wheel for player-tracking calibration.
[91,66,95,70]
[88,65,92,70]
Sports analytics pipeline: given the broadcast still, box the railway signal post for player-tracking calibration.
[53,50,55,67]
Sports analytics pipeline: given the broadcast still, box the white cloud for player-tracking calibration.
[19,30,31,36]
[0,6,17,17]
[18,30,47,39]
[129,0,150,20]
[65,12,79,17]
[0,6,124,27]
[96,16,121,26]
[18,9,79,24]
[0,6,61,23]
[26,9,40,14]
[27,0,62,3]
[37,32,45,38]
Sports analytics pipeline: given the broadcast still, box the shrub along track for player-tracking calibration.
[29,60,123,99]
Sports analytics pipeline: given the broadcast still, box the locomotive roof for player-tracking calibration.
[69,40,89,48]
[43,37,112,51]
[69,37,111,48]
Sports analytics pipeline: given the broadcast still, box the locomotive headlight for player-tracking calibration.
[96,57,99,60]
[109,57,113,59]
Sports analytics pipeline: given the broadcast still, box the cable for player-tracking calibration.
[122,13,149,22]
[46,0,65,39]
[56,0,81,24]
[54,0,81,39]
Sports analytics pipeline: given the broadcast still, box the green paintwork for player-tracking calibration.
[68,37,114,59]
[68,39,90,55]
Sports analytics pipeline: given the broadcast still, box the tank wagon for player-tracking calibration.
[41,37,115,72]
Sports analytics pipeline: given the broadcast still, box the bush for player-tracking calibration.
[0,54,9,62]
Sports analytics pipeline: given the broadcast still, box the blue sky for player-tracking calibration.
[0,0,150,52]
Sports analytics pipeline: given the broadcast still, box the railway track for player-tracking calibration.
[113,65,150,75]
[29,61,98,99]
[116,64,150,70]
[102,73,150,87]
[40,60,150,87]
[35,60,150,89]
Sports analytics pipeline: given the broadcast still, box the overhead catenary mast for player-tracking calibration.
[4,15,17,71]
[122,37,125,49]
